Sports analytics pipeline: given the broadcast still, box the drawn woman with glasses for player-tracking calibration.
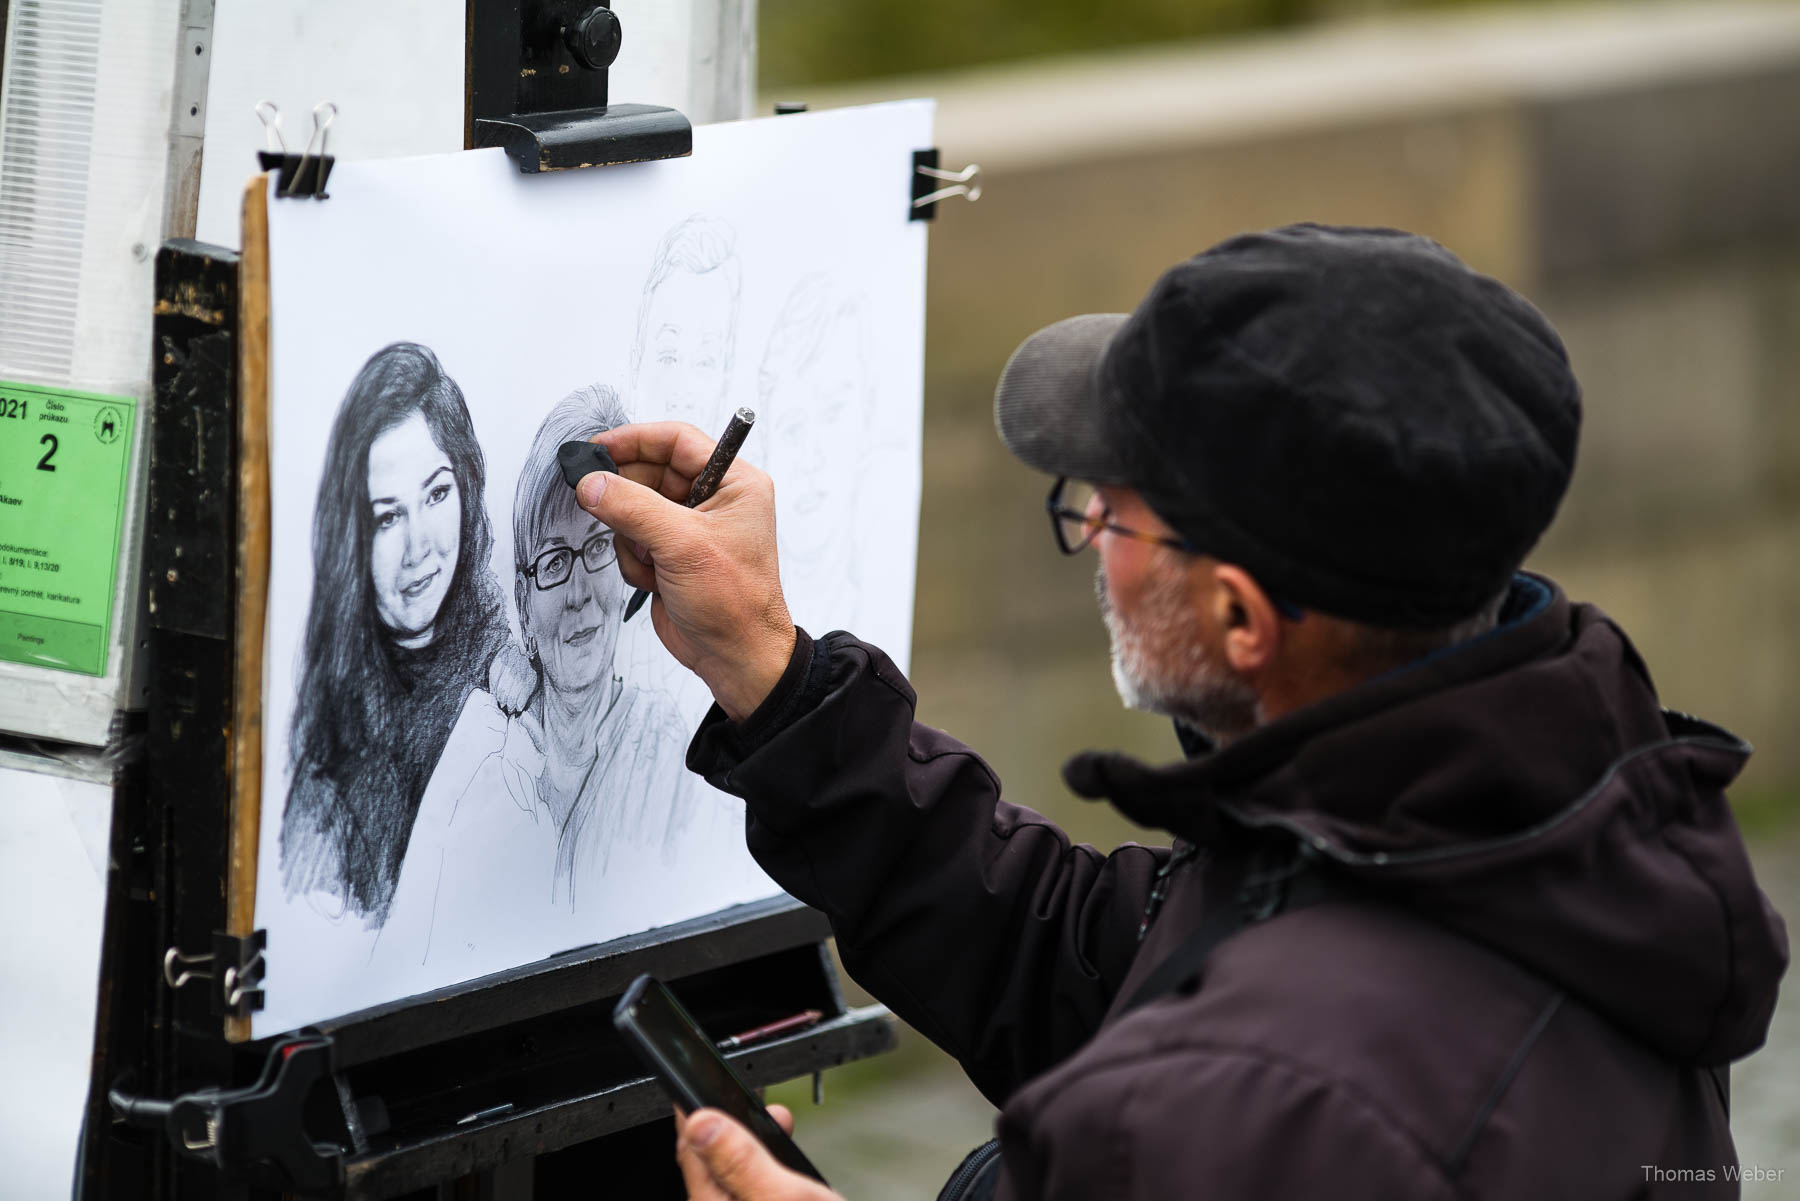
[503,384,695,906]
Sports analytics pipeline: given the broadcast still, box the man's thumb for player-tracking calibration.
[681,1111,823,1201]
[576,470,680,550]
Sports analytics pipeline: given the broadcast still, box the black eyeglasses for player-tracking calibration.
[1047,477,1202,556]
[1046,477,1303,621]
[524,531,617,591]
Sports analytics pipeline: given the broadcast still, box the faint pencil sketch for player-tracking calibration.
[620,215,743,704]
[760,273,875,633]
[281,342,511,927]
[631,214,740,433]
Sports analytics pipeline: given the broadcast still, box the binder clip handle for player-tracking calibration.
[282,101,337,199]
[163,946,213,990]
[255,100,336,200]
[915,163,982,206]
[910,149,981,221]
[256,100,285,154]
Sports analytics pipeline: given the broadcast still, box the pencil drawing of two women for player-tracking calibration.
[280,343,692,938]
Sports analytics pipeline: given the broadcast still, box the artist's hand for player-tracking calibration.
[578,422,795,722]
[675,1107,842,1201]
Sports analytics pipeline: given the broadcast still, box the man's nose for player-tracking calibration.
[1082,490,1108,545]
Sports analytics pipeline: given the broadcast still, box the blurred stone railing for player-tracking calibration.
[780,2,1800,798]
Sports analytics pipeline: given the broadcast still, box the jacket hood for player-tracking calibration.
[1064,575,1789,1065]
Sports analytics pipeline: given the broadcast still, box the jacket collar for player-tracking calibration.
[1063,574,1568,842]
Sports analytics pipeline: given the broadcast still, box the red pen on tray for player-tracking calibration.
[716,1009,825,1051]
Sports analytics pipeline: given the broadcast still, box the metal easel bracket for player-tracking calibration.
[476,103,692,171]
[109,1034,345,1194]
[469,1,692,172]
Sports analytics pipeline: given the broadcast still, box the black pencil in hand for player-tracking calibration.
[623,407,757,623]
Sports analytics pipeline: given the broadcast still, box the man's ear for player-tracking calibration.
[1212,564,1280,674]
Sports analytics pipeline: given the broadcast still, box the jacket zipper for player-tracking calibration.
[934,1138,1003,1201]
[1138,843,1202,941]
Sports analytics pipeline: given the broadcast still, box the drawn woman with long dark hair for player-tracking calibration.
[280,342,513,926]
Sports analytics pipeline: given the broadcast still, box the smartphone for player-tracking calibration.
[612,974,828,1184]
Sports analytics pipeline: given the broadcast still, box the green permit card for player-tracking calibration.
[0,380,136,676]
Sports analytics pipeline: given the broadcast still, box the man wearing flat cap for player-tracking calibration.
[580,224,1789,1200]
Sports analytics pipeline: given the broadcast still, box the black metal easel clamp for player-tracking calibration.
[469,0,691,172]
[109,1035,346,1194]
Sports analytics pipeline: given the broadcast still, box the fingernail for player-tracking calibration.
[685,1112,724,1148]
[577,471,607,508]
[633,540,650,564]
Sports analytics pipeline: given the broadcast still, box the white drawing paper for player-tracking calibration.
[253,101,930,1036]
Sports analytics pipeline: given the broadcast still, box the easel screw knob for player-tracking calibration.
[566,7,622,72]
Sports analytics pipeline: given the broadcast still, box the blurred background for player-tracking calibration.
[757,2,1800,1197]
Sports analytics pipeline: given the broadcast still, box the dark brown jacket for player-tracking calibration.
[689,576,1788,1198]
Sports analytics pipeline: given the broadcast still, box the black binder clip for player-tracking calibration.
[910,149,982,221]
[161,929,265,1017]
[213,928,267,1017]
[256,100,335,200]
[469,2,691,172]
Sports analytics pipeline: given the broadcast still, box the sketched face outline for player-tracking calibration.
[366,411,461,644]
[635,268,735,429]
[522,505,624,698]
[769,318,865,565]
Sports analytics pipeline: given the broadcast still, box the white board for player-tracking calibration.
[253,101,930,1036]
[195,0,758,249]
[195,0,466,249]
[0,765,112,1197]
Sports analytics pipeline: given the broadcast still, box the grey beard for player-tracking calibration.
[1095,565,1257,745]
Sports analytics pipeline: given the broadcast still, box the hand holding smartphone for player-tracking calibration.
[613,974,828,1185]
